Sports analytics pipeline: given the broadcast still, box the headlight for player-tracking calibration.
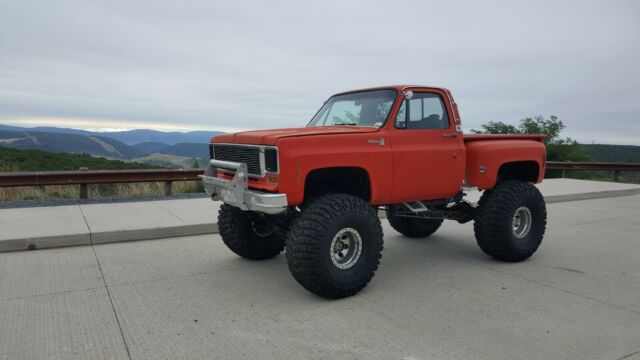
[264,148,278,173]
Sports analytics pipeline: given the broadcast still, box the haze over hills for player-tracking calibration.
[133,141,172,154]
[0,124,225,167]
[0,124,224,145]
[158,142,210,160]
[0,130,146,159]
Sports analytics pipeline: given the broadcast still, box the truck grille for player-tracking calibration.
[212,144,262,176]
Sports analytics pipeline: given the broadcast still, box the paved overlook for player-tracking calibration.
[0,179,639,359]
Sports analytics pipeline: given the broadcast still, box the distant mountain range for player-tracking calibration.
[0,124,225,167]
[0,129,147,159]
[3,124,638,169]
[0,124,223,145]
[132,141,170,154]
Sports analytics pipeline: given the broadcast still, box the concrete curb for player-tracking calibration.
[2,186,639,253]
[543,188,640,204]
[0,223,217,252]
[0,233,91,253]
[91,223,218,245]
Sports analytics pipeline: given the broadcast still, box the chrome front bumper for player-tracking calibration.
[199,159,288,214]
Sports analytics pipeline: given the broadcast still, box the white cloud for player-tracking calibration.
[1,0,639,144]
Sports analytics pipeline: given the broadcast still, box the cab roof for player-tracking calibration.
[333,85,450,96]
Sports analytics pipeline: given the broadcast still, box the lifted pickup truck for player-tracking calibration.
[201,85,547,299]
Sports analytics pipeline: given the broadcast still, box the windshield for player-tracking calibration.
[307,89,397,128]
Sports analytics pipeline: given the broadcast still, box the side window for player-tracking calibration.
[395,93,449,130]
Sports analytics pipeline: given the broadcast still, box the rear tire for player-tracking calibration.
[386,205,443,238]
[286,194,383,299]
[218,204,285,260]
[474,181,546,262]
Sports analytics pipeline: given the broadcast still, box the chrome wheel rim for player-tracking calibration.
[512,206,532,239]
[330,228,362,270]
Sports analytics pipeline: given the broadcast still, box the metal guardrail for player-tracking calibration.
[546,161,640,182]
[0,168,204,198]
[0,162,638,199]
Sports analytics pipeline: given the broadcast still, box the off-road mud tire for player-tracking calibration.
[218,204,285,260]
[386,205,444,238]
[474,181,546,262]
[286,194,383,299]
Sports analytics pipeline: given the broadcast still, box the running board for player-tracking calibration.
[403,201,430,213]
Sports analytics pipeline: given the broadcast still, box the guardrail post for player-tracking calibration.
[561,169,567,178]
[613,170,620,182]
[164,181,173,196]
[80,184,88,199]
[79,167,89,199]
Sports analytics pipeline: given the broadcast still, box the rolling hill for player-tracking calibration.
[159,142,209,160]
[0,130,145,159]
[0,146,158,172]
[99,129,220,145]
[580,144,640,163]
[128,153,203,169]
[0,124,227,167]
[133,141,171,154]
[0,124,224,145]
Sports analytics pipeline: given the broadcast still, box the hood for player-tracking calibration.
[211,126,380,145]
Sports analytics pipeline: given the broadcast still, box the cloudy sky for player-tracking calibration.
[1,0,639,144]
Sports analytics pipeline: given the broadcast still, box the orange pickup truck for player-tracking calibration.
[201,85,547,298]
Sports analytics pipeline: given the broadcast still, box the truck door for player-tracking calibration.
[390,90,465,202]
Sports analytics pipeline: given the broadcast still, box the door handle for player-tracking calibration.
[442,133,458,138]
[368,138,385,146]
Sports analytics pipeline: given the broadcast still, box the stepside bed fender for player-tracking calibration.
[464,139,546,189]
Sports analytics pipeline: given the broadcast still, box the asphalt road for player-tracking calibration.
[1,195,639,360]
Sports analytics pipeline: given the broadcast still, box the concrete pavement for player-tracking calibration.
[1,194,639,359]
[1,178,639,252]
[0,198,219,252]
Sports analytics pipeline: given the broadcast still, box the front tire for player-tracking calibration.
[474,181,546,262]
[386,205,443,238]
[286,194,383,299]
[218,204,285,260]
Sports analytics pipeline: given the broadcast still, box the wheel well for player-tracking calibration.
[304,167,371,202]
[498,161,539,183]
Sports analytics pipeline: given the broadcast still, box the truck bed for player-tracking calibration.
[463,133,547,189]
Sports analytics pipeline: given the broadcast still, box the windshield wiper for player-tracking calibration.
[333,121,357,126]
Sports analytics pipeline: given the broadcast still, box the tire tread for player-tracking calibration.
[474,181,546,262]
[286,194,383,299]
[218,204,285,260]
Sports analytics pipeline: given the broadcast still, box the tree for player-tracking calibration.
[471,115,591,162]
[473,121,519,135]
